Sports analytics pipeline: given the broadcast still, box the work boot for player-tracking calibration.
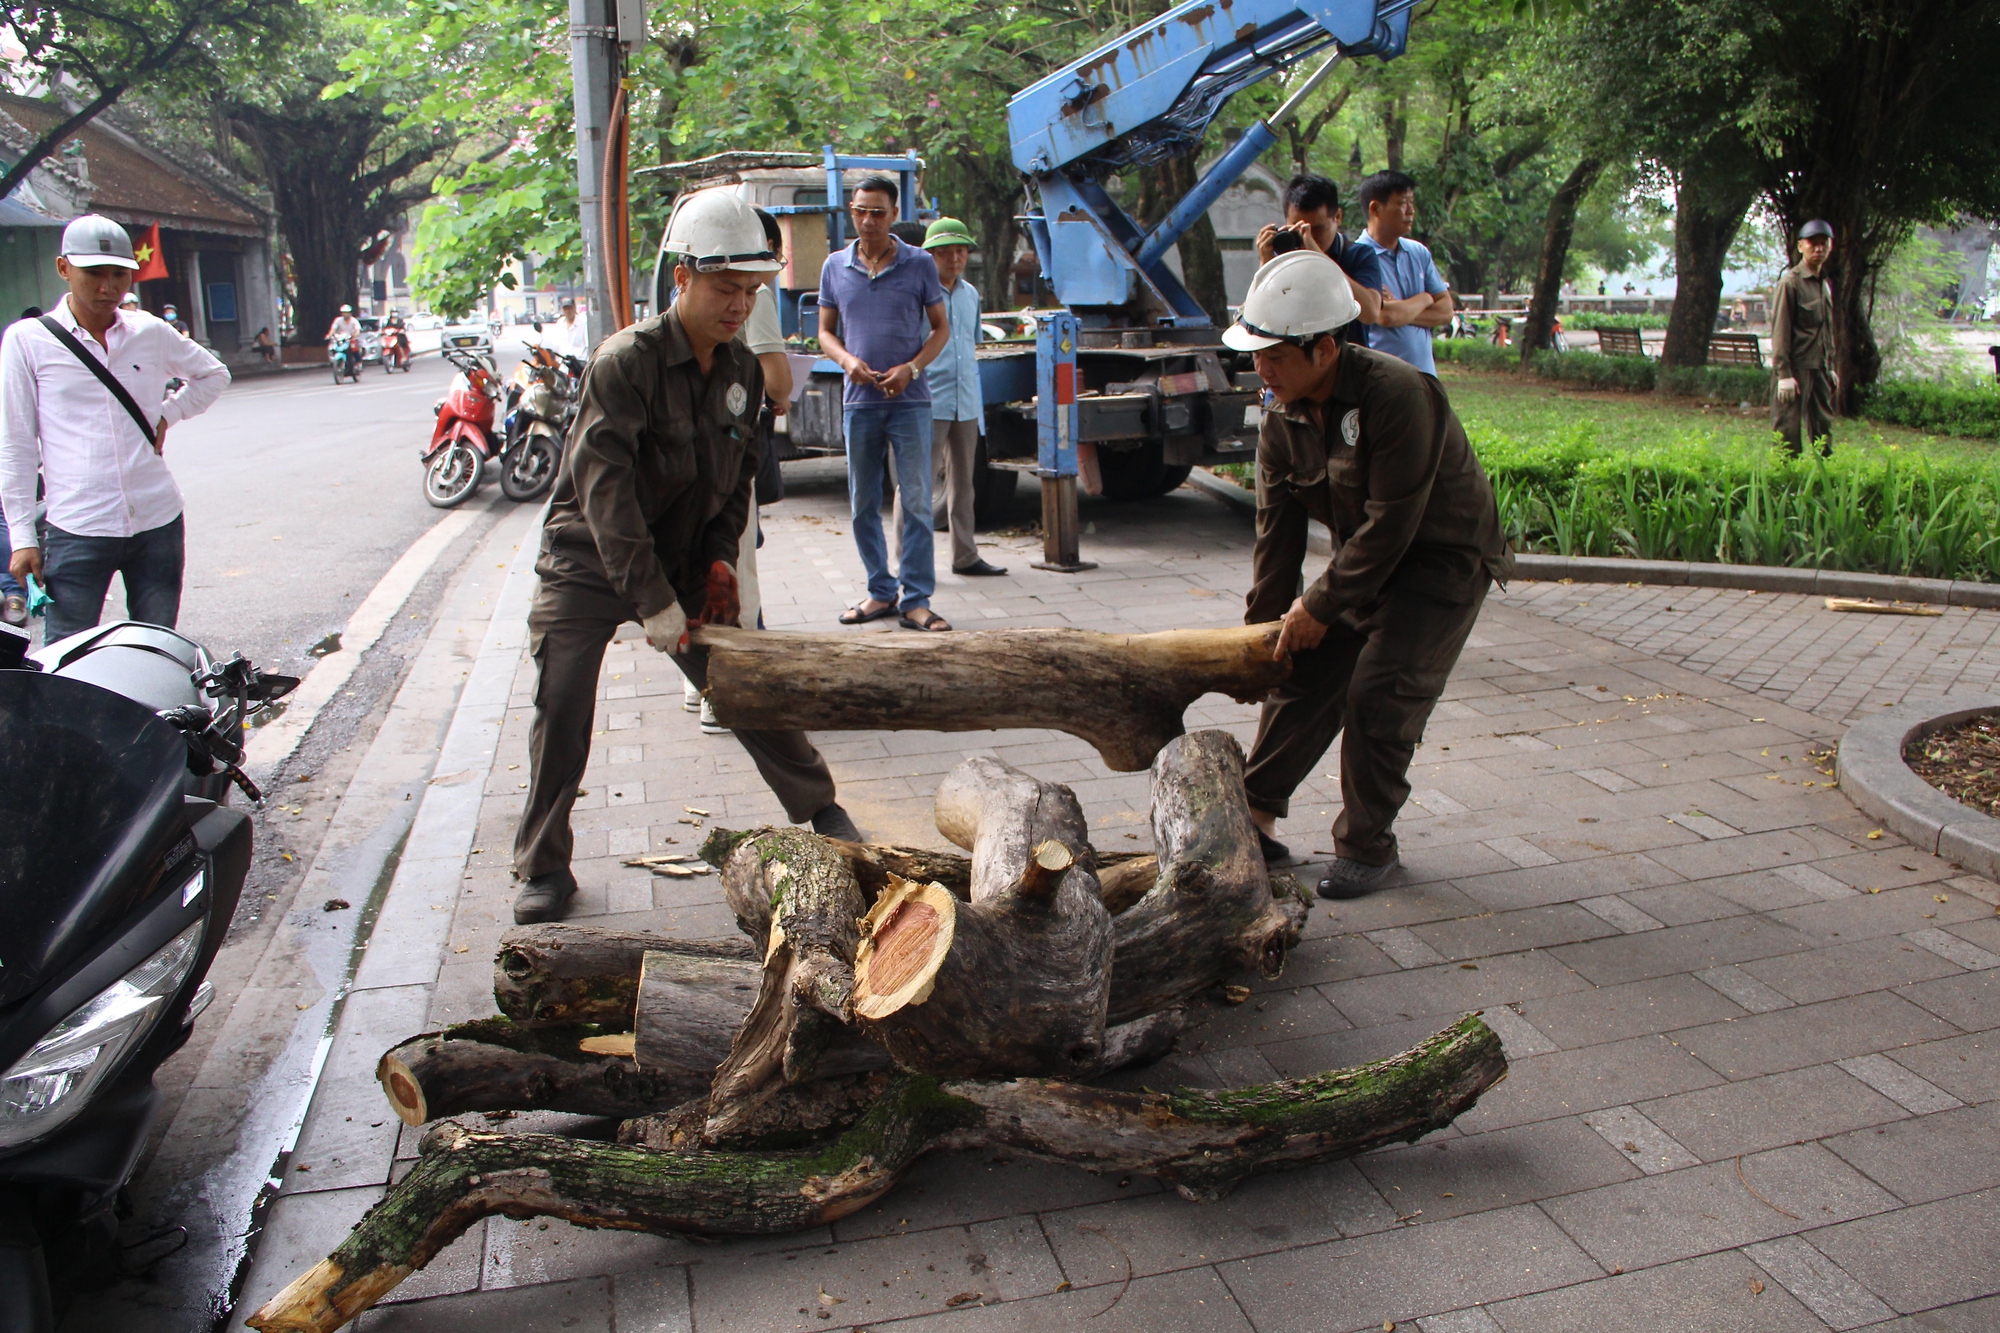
[512,868,578,924]
[1317,854,1399,901]
[810,802,862,842]
[1256,829,1291,863]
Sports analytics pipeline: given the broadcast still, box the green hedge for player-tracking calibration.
[1860,377,2000,439]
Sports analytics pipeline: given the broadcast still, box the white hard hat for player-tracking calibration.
[663,189,780,273]
[1222,251,1360,352]
[59,214,138,270]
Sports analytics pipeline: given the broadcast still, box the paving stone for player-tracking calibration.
[1880,1032,2000,1105]
[1269,932,1402,986]
[859,1266,1256,1332]
[1550,915,1815,987]
[1617,882,1753,927]
[481,1216,697,1290]
[1774,862,1859,900]
[1407,904,1619,962]
[355,1279,612,1332]
[1538,1143,1900,1271]
[1365,927,1448,969]
[1639,1063,1908,1161]
[1694,964,1796,1013]
[1742,1236,1895,1331]
[1580,1104,1701,1174]
[1483,836,1561,868]
[1739,936,1965,1005]
[1487,1249,1826,1333]
[1522,973,1746,1048]
[1834,1054,1964,1115]
[1456,1033,1726,1134]
[1676,991,1962,1081]
[1182,984,1351,1049]
[1454,852,1684,912]
[1357,1115,1639,1220]
[1477,1004,1558,1059]
[1901,927,2000,971]
[609,1270,692,1333]
[1218,1205,1604,1333]
[1417,1308,1504,1333]
[1892,967,2000,1031]
[1577,894,1667,933]
[1319,949,1588,1028]
[1822,1102,2000,1204]
[1808,1190,2000,1314]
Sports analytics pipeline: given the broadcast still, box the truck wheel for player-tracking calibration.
[1096,440,1167,501]
[1151,464,1194,496]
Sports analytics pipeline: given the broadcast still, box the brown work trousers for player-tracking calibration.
[1772,368,1835,456]
[512,557,837,881]
[1243,574,1489,866]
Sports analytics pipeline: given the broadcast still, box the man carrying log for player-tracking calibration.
[1224,251,1511,899]
[510,190,860,925]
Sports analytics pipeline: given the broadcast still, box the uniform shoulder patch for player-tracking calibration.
[726,382,749,418]
[1340,408,1361,448]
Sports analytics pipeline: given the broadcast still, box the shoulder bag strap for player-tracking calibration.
[37,315,157,448]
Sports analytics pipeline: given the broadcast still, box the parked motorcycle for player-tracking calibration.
[422,347,502,508]
[380,325,412,373]
[0,619,294,1331]
[498,334,581,503]
[329,333,363,385]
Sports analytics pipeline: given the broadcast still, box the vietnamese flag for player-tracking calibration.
[133,223,167,282]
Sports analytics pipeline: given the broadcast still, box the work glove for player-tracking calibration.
[699,559,741,629]
[1776,376,1798,405]
[642,603,689,654]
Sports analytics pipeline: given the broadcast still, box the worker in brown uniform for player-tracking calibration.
[511,190,859,924]
[1223,251,1513,899]
[1770,218,1838,456]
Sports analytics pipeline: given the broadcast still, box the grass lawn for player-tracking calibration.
[1437,364,1993,461]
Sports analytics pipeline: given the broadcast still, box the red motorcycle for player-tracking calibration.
[380,324,412,372]
[422,349,501,507]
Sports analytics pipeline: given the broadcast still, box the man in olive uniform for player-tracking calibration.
[511,191,858,923]
[1224,251,1512,899]
[1771,219,1838,456]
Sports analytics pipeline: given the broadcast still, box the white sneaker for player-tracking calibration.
[682,680,700,713]
[699,697,726,735]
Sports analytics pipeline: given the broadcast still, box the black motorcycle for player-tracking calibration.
[0,619,293,1330]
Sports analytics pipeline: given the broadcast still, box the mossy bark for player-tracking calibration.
[252,1017,1506,1333]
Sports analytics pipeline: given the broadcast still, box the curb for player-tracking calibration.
[1837,694,2000,881]
[1189,468,2000,608]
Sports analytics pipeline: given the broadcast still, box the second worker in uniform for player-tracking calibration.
[1223,250,1512,901]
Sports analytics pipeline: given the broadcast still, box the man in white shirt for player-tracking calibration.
[2,215,230,640]
[556,297,589,359]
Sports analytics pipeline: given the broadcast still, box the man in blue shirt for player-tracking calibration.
[1255,174,1384,345]
[818,176,953,631]
[914,216,1004,576]
[1350,171,1454,375]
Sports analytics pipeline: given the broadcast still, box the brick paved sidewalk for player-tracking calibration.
[238,468,2000,1333]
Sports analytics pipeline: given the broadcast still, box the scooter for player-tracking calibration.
[380,325,412,373]
[422,347,502,508]
[329,333,363,384]
[0,619,294,1331]
[497,332,581,503]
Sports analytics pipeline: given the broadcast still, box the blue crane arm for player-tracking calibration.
[1006,0,1413,180]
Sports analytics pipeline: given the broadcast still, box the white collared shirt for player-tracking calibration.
[1,296,229,550]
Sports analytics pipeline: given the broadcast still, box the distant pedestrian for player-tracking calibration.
[161,302,188,336]
[1351,171,1454,374]
[254,326,278,363]
[897,215,1005,577]
[1254,174,1385,342]
[1,215,229,641]
[555,297,589,359]
[1771,219,1838,457]
[818,175,952,632]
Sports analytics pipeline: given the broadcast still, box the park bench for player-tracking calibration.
[1594,326,1648,358]
[1708,332,1764,368]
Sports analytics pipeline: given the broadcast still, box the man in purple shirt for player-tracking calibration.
[818,177,952,631]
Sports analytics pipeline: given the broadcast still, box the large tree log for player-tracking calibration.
[694,623,1289,772]
[704,828,871,1139]
[250,1016,1506,1333]
[630,950,760,1074]
[850,757,1113,1077]
[494,925,754,1027]
[1109,731,1308,1025]
[376,1020,710,1125]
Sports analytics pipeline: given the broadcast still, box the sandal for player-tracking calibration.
[899,608,952,632]
[839,599,898,625]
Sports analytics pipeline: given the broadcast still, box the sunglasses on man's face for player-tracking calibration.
[849,205,891,219]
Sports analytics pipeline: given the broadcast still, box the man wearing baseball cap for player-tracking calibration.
[1,214,229,640]
[509,188,857,925]
[1771,219,1838,455]
[1225,251,1511,900]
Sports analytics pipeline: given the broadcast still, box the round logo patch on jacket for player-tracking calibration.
[726,382,748,417]
[1341,408,1361,448]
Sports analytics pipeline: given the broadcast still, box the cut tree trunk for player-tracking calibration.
[631,950,761,1074]
[850,757,1113,1078]
[375,1021,710,1126]
[1097,854,1158,914]
[1108,731,1307,1025]
[704,828,870,1140]
[693,624,1289,772]
[250,1016,1506,1333]
[495,926,754,1027]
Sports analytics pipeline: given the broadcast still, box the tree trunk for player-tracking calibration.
[495,926,753,1027]
[1097,854,1158,914]
[375,1021,709,1126]
[631,950,762,1075]
[1518,156,1602,369]
[693,623,1290,773]
[1659,171,1753,371]
[851,757,1113,1078]
[704,829,871,1140]
[1108,732,1308,1025]
[1157,153,1231,325]
[249,1016,1507,1333]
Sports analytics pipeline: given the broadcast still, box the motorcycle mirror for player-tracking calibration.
[249,671,301,703]
[533,321,543,332]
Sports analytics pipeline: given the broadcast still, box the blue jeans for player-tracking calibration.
[42,515,185,641]
[844,402,934,612]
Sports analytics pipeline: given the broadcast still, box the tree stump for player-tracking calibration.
[694,623,1289,771]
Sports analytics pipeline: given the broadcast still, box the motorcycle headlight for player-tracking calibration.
[0,917,205,1149]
